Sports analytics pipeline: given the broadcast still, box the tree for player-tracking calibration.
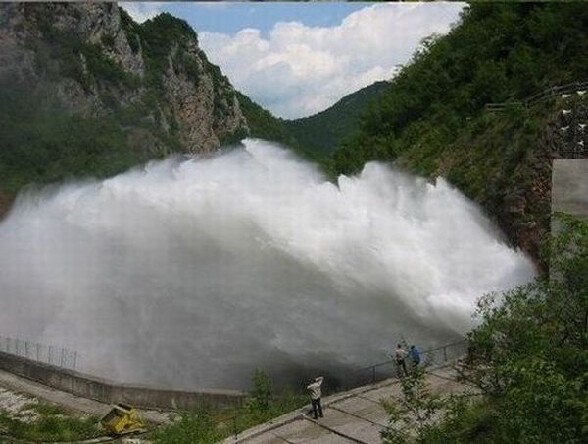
[381,367,444,443]
[430,214,588,443]
[246,369,273,416]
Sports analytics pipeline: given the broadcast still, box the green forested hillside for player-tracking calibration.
[0,4,248,216]
[331,3,588,174]
[235,92,295,147]
[0,81,161,195]
[328,3,588,263]
[236,92,337,163]
[331,7,587,441]
[285,81,390,155]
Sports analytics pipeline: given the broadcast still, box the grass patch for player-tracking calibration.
[0,406,101,442]
[153,370,308,443]
[26,402,65,416]
[153,393,308,444]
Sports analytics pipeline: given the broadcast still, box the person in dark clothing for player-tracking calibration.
[410,345,421,369]
[307,376,324,419]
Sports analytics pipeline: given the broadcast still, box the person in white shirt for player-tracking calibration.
[394,344,409,377]
[306,376,324,419]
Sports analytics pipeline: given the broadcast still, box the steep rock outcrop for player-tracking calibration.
[0,2,248,154]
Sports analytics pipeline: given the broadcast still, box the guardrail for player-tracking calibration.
[483,80,588,111]
[349,340,467,388]
[523,80,588,106]
[0,333,467,440]
[484,102,522,112]
[0,334,79,371]
[222,340,468,441]
[482,80,587,160]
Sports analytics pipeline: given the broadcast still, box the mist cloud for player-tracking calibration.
[0,140,534,390]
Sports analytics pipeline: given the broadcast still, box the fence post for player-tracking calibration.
[371,366,376,384]
[443,346,448,362]
[1,336,82,370]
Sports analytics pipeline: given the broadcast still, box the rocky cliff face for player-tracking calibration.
[0,2,248,155]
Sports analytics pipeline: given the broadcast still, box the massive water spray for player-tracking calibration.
[0,139,535,390]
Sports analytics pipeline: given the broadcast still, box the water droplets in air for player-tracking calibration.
[0,139,535,389]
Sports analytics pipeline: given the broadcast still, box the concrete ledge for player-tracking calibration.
[552,159,588,218]
[219,376,403,444]
[0,351,245,411]
[219,366,460,444]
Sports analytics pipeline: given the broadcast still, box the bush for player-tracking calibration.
[415,215,588,443]
[247,369,272,415]
[152,410,221,444]
[0,410,100,442]
[381,367,444,443]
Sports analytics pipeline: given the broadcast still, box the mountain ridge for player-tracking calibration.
[285,80,391,155]
[326,2,588,267]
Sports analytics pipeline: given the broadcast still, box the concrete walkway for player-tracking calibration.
[0,364,474,443]
[221,366,476,444]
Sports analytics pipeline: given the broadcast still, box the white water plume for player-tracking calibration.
[0,139,535,390]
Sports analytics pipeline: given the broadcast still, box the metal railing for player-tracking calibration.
[0,334,80,371]
[484,102,523,112]
[482,80,588,160]
[522,80,588,107]
[221,340,468,442]
[349,340,467,388]
[484,80,588,111]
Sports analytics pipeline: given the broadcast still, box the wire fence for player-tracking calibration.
[0,334,79,371]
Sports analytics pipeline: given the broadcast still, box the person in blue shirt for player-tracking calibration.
[410,345,421,369]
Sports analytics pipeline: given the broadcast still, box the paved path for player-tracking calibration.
[0,364,473,443]
[0,368,170,424]
[222,366,476,444]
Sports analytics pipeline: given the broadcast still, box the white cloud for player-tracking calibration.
[120,2,166,24]
[200,3,464,119]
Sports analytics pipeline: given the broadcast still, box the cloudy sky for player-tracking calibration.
[121,2,465,119]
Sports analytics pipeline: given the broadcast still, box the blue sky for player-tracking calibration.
[156,2,372,37]
[121,2,464,118]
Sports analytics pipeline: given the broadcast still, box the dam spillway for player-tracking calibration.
[0,139,535,390]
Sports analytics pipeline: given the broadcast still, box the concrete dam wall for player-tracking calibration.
[551,159,588,220]
[0,351,245,411]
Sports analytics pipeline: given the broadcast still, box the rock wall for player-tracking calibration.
[0,2,248,154]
